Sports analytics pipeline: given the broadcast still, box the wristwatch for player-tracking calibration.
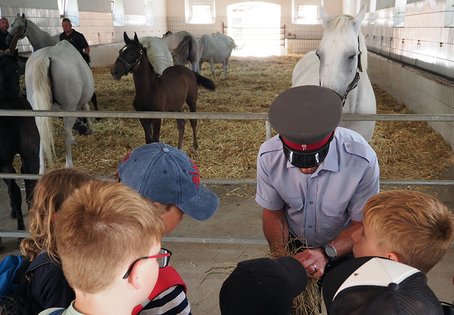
[323,244,337,261]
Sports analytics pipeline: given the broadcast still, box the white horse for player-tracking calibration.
[9,13,59,50]
[25,40,94,173]
[198,33,236,79]
[9,14,174,76]
[138,36,173,75]
[163,31,200,72]
[292,5,376,142]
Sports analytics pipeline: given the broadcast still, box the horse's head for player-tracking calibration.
[316,5,366,101]
[0,52,20,98]
[9,13,27,40]
[111,32,145,80]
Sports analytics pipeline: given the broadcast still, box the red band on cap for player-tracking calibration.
[282,132,333,152]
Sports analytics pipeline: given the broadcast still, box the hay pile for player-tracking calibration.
[47,55,452,184]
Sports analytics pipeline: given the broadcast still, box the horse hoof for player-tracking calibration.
[189,147,199,156]
[73,120,90,135]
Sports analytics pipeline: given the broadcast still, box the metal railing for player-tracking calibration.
[1,109,453,241]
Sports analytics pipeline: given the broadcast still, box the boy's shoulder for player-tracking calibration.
[38,307,67,315]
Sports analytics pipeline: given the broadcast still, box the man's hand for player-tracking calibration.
[294,248,328,279]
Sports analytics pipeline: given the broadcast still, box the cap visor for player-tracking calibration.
[176,184,219,221]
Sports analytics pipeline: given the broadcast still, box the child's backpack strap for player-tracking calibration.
[0,255,30,296]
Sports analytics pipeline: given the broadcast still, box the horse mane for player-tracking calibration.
[141,45,155,71]
[326,15,354,32]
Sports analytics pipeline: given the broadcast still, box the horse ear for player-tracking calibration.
[318,5,330,27]
[124,32,131,44]
[134,32,139,42]
[354,3,367,29]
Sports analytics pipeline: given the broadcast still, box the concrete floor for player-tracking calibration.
[0,183,453,315]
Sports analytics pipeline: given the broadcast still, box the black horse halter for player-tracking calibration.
[318,37,363,106]
[117,44,144,74]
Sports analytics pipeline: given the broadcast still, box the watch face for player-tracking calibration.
[325,245,337,258]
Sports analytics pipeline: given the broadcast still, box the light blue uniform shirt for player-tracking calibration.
[256,127,379,247]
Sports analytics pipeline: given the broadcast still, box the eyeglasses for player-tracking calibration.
[280,135,332,169]
[122,248,172,279]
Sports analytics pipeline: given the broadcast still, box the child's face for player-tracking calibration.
[352,221,389,258]
[162,206,184,234]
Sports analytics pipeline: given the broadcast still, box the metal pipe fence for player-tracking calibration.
[1,109,453,185]
[1,110,453,240]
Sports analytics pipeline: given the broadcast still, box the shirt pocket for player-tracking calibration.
[319,203,349,239]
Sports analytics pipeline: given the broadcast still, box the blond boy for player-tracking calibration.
[352,190,454,273]
[39,181,165,315]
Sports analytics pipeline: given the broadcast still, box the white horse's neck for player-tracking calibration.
[26,19,59,50]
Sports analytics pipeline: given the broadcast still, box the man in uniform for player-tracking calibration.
[256,85,379,279]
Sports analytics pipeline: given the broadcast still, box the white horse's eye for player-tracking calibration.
[348,53,356,60]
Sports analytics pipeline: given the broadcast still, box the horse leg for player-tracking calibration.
[63,116,77,168]
[176,119,185,149]
[210,58,215,79]
[81,102,93,134]
[2,177,25,231]
[151,118,161,143]
[223,58,229,79]
[3,177,21,219]
[139,118,154,144]
[39,140,46,174]
[189,118,198,153]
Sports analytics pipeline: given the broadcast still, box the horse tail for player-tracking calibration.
[195,73,215,91]
[29,55,55,167]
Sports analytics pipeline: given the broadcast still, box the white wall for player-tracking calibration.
[368,53,454,149]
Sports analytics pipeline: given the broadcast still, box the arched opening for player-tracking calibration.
[226,2,282,57]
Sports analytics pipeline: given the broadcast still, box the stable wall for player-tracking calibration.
[368,53,454,150]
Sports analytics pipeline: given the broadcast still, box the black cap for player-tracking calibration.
[322,257,443,315]
[269,85,342,144]
[219,257,308,315]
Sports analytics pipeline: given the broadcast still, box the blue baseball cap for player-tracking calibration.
[118,142,219,221]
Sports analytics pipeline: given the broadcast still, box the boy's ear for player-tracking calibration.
[387,252,401,263]
[127,261,143,290]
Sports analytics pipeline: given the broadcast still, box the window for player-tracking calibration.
[376,0,396,10]
[445,0,454,26]
[145,0,154,25]
[185,0,215,24]
[111,0,125,26]
[296,5,318,23]
[394,0,406,26]
[292,0,322,25]
[57,0,80,25]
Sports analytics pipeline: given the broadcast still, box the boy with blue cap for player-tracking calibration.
[118,142,219,315]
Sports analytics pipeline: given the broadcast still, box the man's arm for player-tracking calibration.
[294,220,362,279]
[83,45,90,55]
[262,208,289,258]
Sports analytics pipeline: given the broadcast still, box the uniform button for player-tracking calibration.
[309,201,314,204]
